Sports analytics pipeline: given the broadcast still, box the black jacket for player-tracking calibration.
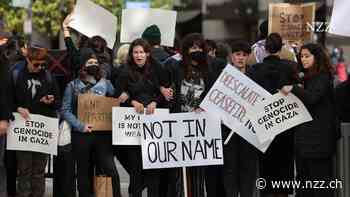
[11,64,60,118]
[165,57,222,113]
[292,72,337,158]
[0,49,13,121]
[117,62,161,106]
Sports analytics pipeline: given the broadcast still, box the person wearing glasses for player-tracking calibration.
[10,47,61,197]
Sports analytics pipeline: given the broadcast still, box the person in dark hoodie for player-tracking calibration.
[0,31,14,197]
[11,46,60,197]
[247,33,299,197]
[61,48,122,197]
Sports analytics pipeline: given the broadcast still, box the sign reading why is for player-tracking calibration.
[200,65,273,152]
[78,94,120,131]
[141,112,223,169]
[269,3,315,42]
[248,92,313,143]
[7,113,58,155]
[112,107,169,145]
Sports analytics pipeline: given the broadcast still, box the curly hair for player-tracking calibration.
[181,33,208,80]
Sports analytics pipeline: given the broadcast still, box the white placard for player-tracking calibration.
[112,107,169,145]
[200,65,273,152]
[120,8,177,47]
[248,92,313,143]
[141,112,223,169]
[7,113,58,155]
[69,0,118,49]
[329,0,350,37]
[12,0,30,9]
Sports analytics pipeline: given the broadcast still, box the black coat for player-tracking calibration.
[247,55,297,194]
[164,57,223,113]
[11,64,60,118]
[292,72,337,158]
[117,62,162,106]
[0,51,13,121]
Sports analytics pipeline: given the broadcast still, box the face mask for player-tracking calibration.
[86,65,99,75]
[190,51,206,63]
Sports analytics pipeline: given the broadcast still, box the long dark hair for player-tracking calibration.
[78,48,102,81]
[181,33,209,80]
[299,43,333,79]
[126,38,153,81]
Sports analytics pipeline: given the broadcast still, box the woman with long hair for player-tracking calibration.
[165,33,218,197]
[116,38,162,197]
[281,43,337,197]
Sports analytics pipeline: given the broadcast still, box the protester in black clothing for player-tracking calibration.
[11,46,60,197]
[281,43,337,197]
[0,31,14,197]
[165,33,218,197]
[115,38,162,197]
[61,48,122,197]
[247,33,298,197]
[219,40,259,197]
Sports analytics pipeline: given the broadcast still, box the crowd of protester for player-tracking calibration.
[0,15,348,197]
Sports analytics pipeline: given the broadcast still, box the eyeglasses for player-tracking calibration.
[31,60,46,68]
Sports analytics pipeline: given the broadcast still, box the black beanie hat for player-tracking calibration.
[141,24,161,46]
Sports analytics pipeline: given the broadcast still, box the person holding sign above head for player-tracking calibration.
[61,48,122,197]
[247,33,299,197]
[115,38,163,197]
[280,43,338,197]
[10,46,60,197]
[165,33,219,197]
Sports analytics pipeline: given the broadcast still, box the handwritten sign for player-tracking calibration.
[112,107,169,145]
[200,65,273,152]
[141,112,223,169]
[269,3,315,42]
[78,94,120,131]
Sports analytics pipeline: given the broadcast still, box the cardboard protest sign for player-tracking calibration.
[268,3,315,42]
[69,0,118,49]
[7,113,58,155]
[141,112,223,169]
[329,0,350,37]
[200,65,273,152]
[78,94,120,131]
[120,8,177,47]
[248,92,313,143]
[112,107,169,145]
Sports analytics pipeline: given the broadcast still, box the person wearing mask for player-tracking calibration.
[280,43,338,197]
[0,31,14,197]
[165,33,218,197]
[116,38,162,197]
[220,39,259,197]
[247,33,298,197]
[61,48,122,197]
[11,46,60,197]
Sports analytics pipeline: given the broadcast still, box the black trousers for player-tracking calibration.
[205,165,225,197]
[53,144,76,197]
[295,156,335,197]
[114,146,160,197]
[5,150,16,197]
[72,133,121,197]
[222,134,258,197]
